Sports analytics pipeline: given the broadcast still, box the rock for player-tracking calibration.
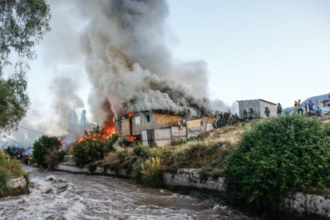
[56,184,68,194]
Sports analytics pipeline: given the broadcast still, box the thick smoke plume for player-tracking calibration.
[79,0,212,123]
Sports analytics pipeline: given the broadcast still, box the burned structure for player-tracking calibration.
[237,99,277,119]
[115,111,214,147]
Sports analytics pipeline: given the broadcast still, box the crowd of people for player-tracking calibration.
[293,95,330,116]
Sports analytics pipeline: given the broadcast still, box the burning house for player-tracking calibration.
[115,110,214,147]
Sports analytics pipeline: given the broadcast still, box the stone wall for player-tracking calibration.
[162,169,224,191]
[1,176,29,198]
[285,192,330,218]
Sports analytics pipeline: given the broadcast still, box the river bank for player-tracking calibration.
[0,166,250,219]
[56,157,330,219]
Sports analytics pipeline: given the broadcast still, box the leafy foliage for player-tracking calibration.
[0,0,51,131]
[0,73,30,131]
[224,115,330,215]
[140,157,163,188]
[33,136,62,168]
[73,139,116,168]
[0,0,51,73]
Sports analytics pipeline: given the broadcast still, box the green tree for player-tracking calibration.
[33,136,61,168]
[0,0,51,132]
[224,115,330,215]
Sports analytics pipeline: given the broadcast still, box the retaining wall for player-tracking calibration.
[56,158,330,218]
[1,176,29,198]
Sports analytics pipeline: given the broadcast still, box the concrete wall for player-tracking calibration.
[259,100,277,118]
[285,192,330,218]
[162,169,224,191]
[238,100,260,119]
[238,100,277,119]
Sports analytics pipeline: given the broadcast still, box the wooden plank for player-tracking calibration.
[186,119,202,128]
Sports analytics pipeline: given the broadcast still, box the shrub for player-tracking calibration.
[224,115,330,215]
[46,148,66,169]
[33,136,62,168]
[73,139,116,168]
[133,146,149,158]
[140,157,163,188]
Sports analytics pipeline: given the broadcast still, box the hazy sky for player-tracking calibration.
[12,0,330,129]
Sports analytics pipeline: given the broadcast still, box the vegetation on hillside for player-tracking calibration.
[224,115,330,216]
[0,150,26,197]
[97,125,245,185]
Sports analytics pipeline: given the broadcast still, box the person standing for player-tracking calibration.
[297,99,303,114]
[265,107,270,118]
[308,100,314,113]
[249,108,255,119]
[277,103,282,116]
[243,109,248,121]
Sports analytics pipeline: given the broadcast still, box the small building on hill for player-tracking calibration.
[237,99,277,119]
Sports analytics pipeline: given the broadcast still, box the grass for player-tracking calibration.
[0,150,27,197]
[99,124,247,180]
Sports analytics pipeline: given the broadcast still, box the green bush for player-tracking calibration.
[73,139,116,168]
[33,136,62,168]
[45,148,66,169]
[133,146,149,158]
[224,115,330,215]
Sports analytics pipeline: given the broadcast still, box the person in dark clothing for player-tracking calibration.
[265,107,270,118]
[297,99,303,114]
[243,110,248,121]
[277,103,282,116]
[249,108,255,120]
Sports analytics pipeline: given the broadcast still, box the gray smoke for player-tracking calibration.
[78,0,212,122]
[49,75,84,135]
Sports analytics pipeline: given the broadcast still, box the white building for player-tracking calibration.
[237,99,277,119]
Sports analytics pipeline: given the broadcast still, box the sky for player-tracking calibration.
[5,0,330,137]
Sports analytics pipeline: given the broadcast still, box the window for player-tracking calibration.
[144,114,151,123]
[134,116,140,124]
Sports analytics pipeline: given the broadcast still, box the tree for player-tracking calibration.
[33,136,61,168]
[224,115,330,215]
[0,0,51,132]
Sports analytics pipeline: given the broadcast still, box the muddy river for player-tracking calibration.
[0,167,250,220]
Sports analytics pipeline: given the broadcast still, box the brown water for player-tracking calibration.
[0,167,251,220]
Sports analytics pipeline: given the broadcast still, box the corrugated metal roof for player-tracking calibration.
[237,99,277,105]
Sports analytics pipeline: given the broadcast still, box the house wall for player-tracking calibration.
[238,100,260,119]
[259,100,277,118]
[133,112,183,136]
[115,118,130,136]
[201,116,215,132]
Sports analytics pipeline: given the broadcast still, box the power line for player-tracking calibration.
[17,126,46,135]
